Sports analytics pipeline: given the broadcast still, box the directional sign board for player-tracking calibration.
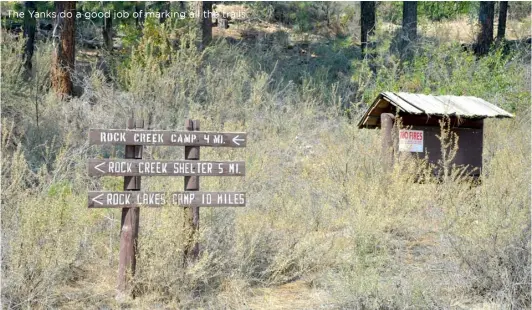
[89,129,247,147]
[89,121,247,294]
[88,159,245,176]
[89,191,246,208]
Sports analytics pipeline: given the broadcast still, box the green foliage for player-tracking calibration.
[419,1,476,21]
[77,1,137,26]
[377,1,403,24]
[379,1,476,24]
[118,22,143,53]
[47,180,73,198]
[351,33,530,113]
[118,19,197,93]
[1,1,54,27]
[0,1,24,25]
[248,2,342,33]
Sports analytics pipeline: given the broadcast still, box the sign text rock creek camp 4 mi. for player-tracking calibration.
[89,129,247,147]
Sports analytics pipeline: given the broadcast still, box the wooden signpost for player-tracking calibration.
[88,119,246,298]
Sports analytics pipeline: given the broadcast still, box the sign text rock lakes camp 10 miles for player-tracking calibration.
[88,159,245,176]
[88,191,246,208]
[89,129,247,147]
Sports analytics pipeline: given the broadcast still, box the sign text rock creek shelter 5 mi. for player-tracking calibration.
[88,159,245,176]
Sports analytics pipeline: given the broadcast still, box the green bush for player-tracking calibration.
[248,2,344,33]
[352,32,530,114]
[379,1,476,24]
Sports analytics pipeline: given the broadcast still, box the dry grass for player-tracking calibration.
[1,16,531,310]
[419,17,532,44]
[247,280,331,309]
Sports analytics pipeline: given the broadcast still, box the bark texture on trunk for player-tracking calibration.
[476,1,495,56]
[51,1,76,98]
[497,1,508,41]
[159,1,170,24]
[135,1,145,30]
[195,1,213,51]
[102,2,113,50]
[23,1,36,73]
[402,2,417,45]
[360,1,376,58]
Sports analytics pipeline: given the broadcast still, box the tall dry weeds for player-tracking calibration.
[1,25,530,309]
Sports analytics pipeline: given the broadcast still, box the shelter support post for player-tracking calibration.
[381,113,395,170]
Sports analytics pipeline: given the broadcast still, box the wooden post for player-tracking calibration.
[381,113,395,170]
[183,119,200,266]
[117,118,143,298]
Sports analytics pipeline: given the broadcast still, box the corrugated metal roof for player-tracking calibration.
[358,92,513,128]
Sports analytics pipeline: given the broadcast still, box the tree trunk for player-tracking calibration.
[102,2,113,50]
[497,1,508,41]
[476,1,495,56]
[159,1,170,24]
[135,1,145,30]
[51,1,76,98]
[178,1,186,13]
[195,1,212,51]
[360,1,376,58]
[401,2,417,49]
[23,1,36,74]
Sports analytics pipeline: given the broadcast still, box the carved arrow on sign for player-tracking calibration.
[92,193,104,205]
[94,162,106,173]
[232,135,245,146]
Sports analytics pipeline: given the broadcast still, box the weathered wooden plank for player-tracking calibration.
[89,129,247,147]
[398,114,484,129]
[88,191,246,208]
[88,159,245,176]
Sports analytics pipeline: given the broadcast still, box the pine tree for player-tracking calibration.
[401,2,417,48]
[497,1,508,41]
[360,1,376,58]
[476,1,495,56]
[51,1,76,97]
[195,1,213,51]
[23,1,36,74]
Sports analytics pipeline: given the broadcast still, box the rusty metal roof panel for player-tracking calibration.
[381,92,424,113]
[388,92,514,118]
[394,93,447,114]
[358,92,513,128]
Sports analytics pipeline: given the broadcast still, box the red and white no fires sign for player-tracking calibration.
[399,129,424,152]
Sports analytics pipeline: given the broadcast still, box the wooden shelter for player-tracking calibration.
[358,92,513,176]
